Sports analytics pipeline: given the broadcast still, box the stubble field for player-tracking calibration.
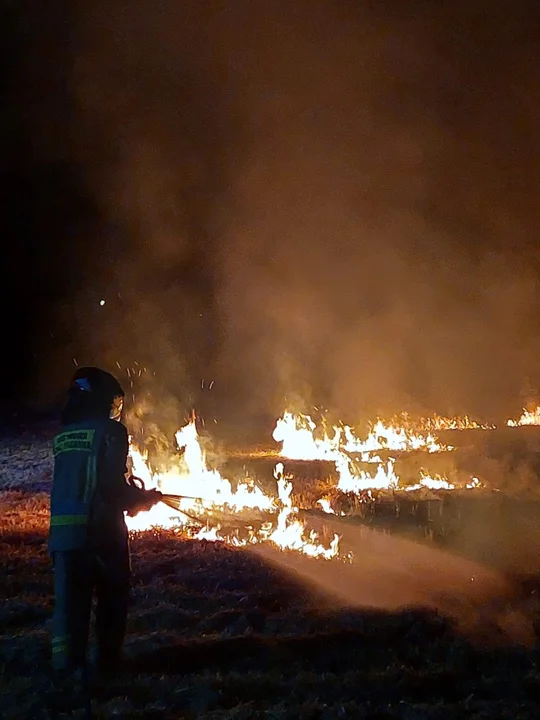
[1,424,540,719]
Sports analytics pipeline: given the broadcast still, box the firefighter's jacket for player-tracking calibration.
[48,418,147,553]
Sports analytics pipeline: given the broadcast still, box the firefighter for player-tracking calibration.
[48,366,162,684]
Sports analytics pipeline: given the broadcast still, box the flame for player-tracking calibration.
[125,405,540,556]
[507,406,540,427]
[317,498,336,514]
[272,411,449,458]
[126,419,341,559]
[268,463,340,559]
[272,413,340,460]
[414,414,494,431]
[343,419,446,453]
[272,412,458,495]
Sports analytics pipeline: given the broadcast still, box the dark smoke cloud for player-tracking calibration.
[32,1,540,424]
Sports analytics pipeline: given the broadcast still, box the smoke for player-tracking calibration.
[255,518,536,646]
[39,0,540,422]
[211,1,540,423]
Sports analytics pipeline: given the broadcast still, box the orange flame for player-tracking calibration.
[125,405,540,556]
[507,407,540,427]
[272,411,457,495]
[125,418,341,559]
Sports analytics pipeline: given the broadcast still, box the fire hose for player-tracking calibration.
[126,474,322,525]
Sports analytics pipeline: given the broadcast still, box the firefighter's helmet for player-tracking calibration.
[68,367,125,420]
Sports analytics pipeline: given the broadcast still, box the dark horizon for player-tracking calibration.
[3,1,540,430]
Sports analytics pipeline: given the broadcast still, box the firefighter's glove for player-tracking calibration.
[130,489,163,515]
[142,489,163,510]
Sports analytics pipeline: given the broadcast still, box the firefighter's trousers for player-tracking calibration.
[51,547,130,672]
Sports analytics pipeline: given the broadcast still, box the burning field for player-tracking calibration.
[2,407,540,717]
[125,405,540,562]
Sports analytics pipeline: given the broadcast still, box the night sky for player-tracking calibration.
[3,1,540,429]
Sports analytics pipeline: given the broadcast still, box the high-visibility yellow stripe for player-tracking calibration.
[50,514,88,526]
